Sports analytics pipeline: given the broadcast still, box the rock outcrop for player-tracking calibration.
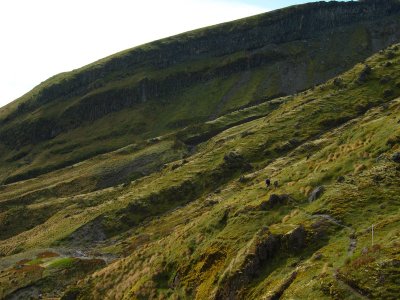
[309,186,325,202]
[214,226,307,300]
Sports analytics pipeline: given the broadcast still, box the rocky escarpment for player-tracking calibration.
[2,1,400,148]
[213,225,312,300]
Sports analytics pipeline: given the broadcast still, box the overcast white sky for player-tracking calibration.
[0,0,346,108]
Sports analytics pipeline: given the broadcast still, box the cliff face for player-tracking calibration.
[1,0,400,183]
[5,1,399,108]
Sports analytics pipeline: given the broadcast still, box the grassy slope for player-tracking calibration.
[90,45,400,300]
[70,44,400,300]
[0,44,399,299]
[1,1,399,186]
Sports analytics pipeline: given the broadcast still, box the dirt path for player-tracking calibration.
[56,247,119,264]
[300,210,368,299]
[0,246,118,272]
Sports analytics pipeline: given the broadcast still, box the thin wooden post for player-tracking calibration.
[371,224,374,247]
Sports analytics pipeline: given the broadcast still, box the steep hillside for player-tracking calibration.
[1,41,400,300]
[1,0,400,186]
[67,43,400,300]
[1,1,400,300]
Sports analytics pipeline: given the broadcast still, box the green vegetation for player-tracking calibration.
[47,257,76,269]
[0,43,399,299]
[1,1,400,299]
[1,0,399,186]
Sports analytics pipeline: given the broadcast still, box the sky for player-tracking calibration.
[0,0,347,108]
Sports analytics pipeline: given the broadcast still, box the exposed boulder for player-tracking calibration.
[386,50,396,59]
[373,174,384,183]
[337,176,345,183]
[260,194,289,210]
[392,152,400,163]
[223,150,251,171]
[383,89,394,98]
[224,150,243,164]
[282,225,306,251]
[380,75,391,84]
[384,61,392,67]
[308,186,325,202]
[357,65,372,83]
[333,77,344,88]
[313,252,323,261]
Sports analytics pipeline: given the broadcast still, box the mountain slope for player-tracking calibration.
[1,0,400,186]
[1,42,399,300]
[66,43,400,300]
[1,1,400,299]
